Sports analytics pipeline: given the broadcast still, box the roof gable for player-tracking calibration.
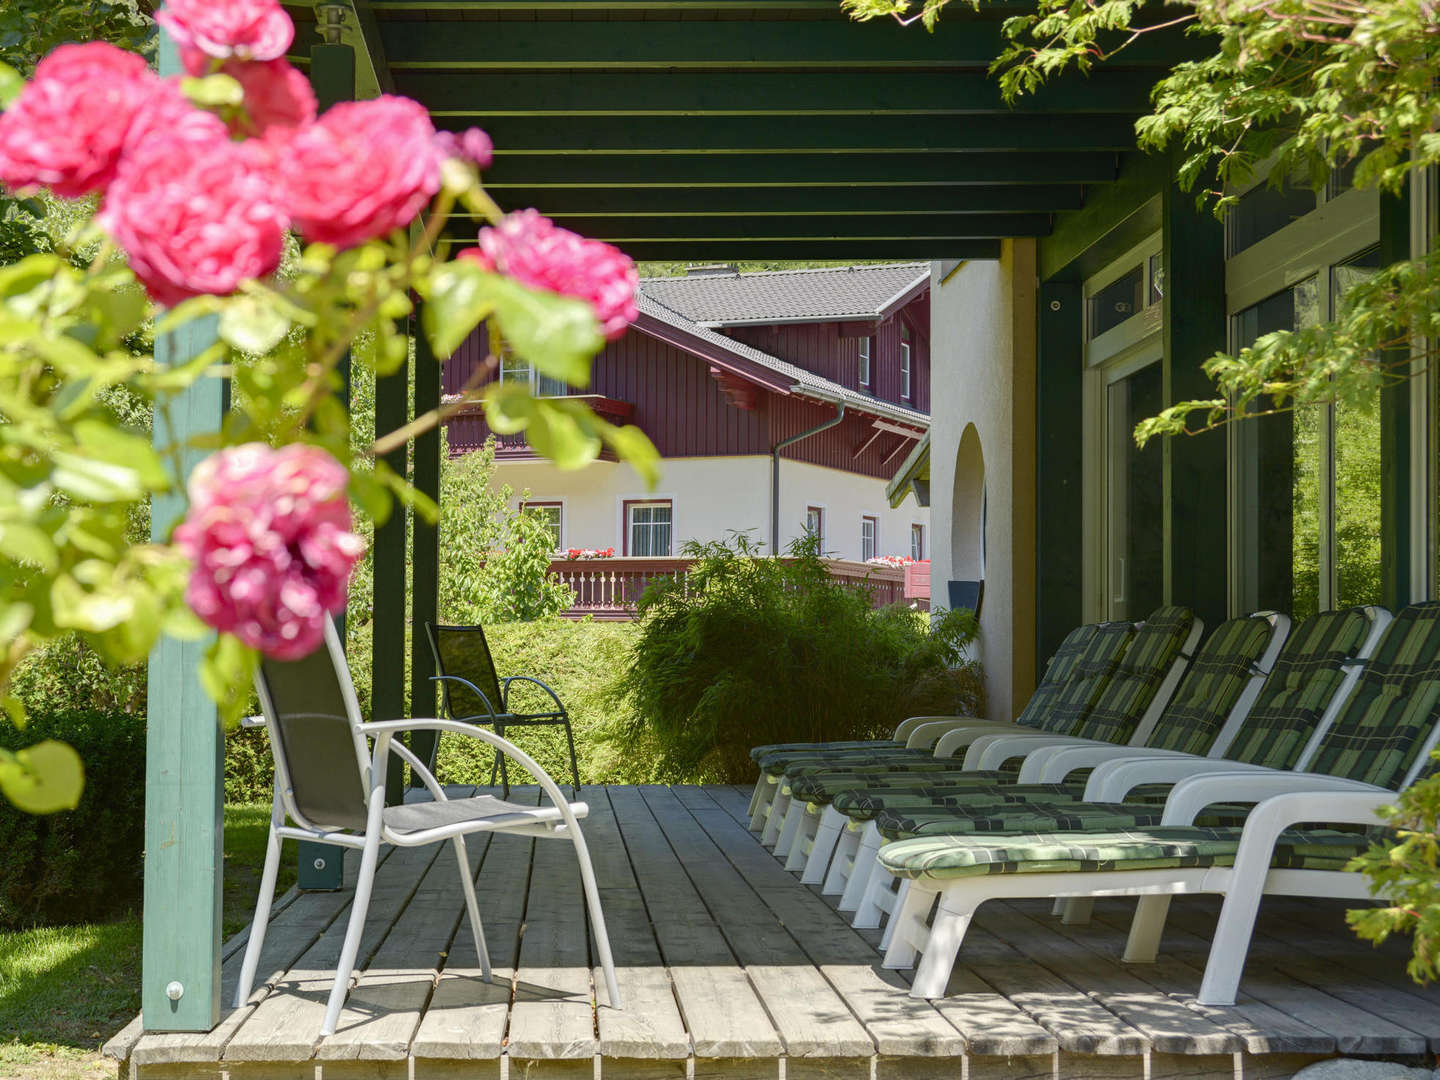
[638,263,930,327]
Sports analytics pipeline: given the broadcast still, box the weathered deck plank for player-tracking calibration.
[110,786,1440,1079]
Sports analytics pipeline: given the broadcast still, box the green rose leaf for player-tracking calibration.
[489,279,599,389]
[482,381,538,435]
[420,260,498,359]
[600,422,662,489]
[525,399,602,471]
[218,295,291,355]
[0,741,85,814]
[0,62,23,108]
[200,634,259,729]
[72,419,169,491]
[0,523,58,572]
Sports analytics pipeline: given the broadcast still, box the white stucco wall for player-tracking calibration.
[928,244,1037,722]
[491,455,927,560]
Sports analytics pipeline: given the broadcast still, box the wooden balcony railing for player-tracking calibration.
[547,556,923,620]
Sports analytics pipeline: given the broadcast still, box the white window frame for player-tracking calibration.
[805,504,825,548]
[899,333,912,401]
[858,337,872,388]
[498,355,569,398]
[521,499,565,552]
[861,515,878,562]
[910,522,925,561]
[622,497,675,557]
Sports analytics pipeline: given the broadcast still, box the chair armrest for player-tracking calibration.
[500,675,566,713]
[430,675,500,721]
[1226,789,1393,897]
[1016,742,1196,785]
[361,718,582,820]
[963,731,1071,771]
[1083,756,1280,803]
[896,715,977,742]
[904,719,982,750]
[1161,771,1388,827]
[932,722,1042,760]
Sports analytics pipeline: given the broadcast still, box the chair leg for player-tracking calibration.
[571,826,623,1010]
[761,788,790,847]
[452,836,492,982]
[879,878,911,951]
[822,824,860,897]
[774,796,807,859]
[749,775,777,832]
[1197,882,1265,1006]
[1123,895,1172,964]
[233,793,285,1008]
[801,806,846,886]
[882,880,929,970]
[563,719,582,801]
[321,814,384,1036]
[1060,898,1094,925]
[496,722,510,798]
[783,804,817,871]
[910,891,976,999]
[841,823,885,916]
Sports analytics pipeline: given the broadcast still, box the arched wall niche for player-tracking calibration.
[951,422,986,582]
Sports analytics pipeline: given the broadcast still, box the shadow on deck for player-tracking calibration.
[106,785,1440,1079]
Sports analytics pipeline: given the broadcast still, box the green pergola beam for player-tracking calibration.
[468,185,1086,215]
[440,237,1003,259]
[437,113,1138,153]
[403,69,1158,116]
[376,20,1202,70]
[484,151,1119,187]
[448,212,1051,241]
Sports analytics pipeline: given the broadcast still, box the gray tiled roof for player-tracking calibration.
[638,262,930,326]
[636,293,928,430]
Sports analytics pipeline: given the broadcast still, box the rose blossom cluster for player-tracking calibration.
[175,444,365,660]
[460,210,639,339]
[0,0,463,304]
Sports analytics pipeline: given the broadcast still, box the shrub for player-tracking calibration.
[0,709,144,927]
[10,635,145,717]
[608,533,983,783]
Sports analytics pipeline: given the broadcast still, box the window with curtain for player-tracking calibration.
[861,516,877,561]
[910,523,924,561]
[627,502,673,556]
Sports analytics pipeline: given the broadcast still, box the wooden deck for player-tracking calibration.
[107,785,1440,1079]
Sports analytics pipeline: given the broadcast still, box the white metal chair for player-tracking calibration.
[232,618,622,1036]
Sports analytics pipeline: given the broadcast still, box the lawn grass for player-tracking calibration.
[0,801,295,1080]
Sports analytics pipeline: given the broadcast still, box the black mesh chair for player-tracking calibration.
[424,622,581,798]
[233,618,621,1037]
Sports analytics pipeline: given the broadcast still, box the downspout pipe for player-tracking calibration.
[771,398,846,554]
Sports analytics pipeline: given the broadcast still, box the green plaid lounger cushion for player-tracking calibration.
[1065,605,1194,746]
[873,799,1257,839]
[876,825,1375,881]
[1142,614,1277,755]
[1299,601,1440,788]
[1218,608,1375,770]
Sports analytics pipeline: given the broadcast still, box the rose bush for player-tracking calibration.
[0,1,659,814]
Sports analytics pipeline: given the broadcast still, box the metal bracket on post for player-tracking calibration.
[316,3,349,46]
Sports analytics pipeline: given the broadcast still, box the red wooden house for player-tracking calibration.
[444,262,931,564]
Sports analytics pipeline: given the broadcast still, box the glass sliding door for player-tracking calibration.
[1331,248,1383,608]
[1105,359,1165,621]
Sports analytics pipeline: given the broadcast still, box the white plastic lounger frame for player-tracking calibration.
[233,619,622,1037]
[838,606,1390,921]
[886,731,1440,1005]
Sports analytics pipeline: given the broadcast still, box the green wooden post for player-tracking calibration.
[1035,279,1084,663]
[1379,188,1412,610]
[1161,178,1228,630]
[142,309,225,1026]
[374,353,410,805]
[296,35,357,892]
[408,317,442,781]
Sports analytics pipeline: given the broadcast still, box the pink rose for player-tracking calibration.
[98,130,287,306]
[435,127,494,169]
[223,58,317,141]
[155,0,294,75]
[0,43,204,199]
[477,210,638,339]
[284,96,442,250]
[175,443,365,660]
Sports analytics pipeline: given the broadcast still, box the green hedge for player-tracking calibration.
[0,710,144,928]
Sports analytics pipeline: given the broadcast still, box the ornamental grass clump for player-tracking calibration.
[608,533,982,783]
